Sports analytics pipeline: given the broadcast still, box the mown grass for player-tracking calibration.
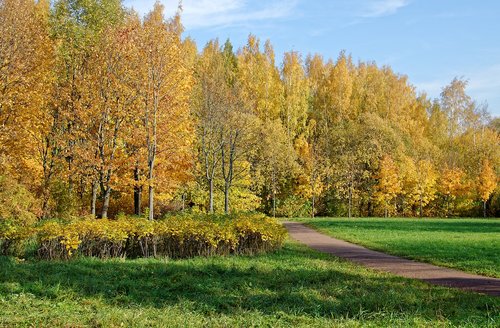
[0,241,498,327]
[294,217,500,278]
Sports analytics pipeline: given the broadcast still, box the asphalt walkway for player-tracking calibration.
[284,221,500,296]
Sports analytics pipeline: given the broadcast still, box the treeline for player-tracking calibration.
[0,0,498,223]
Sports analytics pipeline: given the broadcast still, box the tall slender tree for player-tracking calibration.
[138,3,192,220]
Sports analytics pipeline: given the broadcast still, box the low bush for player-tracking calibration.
[1,214,287,260]
[0,221,35,256]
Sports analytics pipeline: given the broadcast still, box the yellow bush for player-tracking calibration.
[14,214,287,260]
[37,221,67,259]
[0,221,34,256]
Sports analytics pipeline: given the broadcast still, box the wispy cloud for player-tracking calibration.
[414,64,500,114]
[360,0,410,18]
[414,79,445,96]
[184,0,298,29]
[468,64,500,94]
[125,0,298,30]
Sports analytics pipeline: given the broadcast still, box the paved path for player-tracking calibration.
[284,221,500,296]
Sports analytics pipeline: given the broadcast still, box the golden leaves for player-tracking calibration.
[4,214,287,259]
[374,155,401,215]
[478,159,497,202]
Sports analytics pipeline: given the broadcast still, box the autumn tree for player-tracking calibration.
[255,119,296,217]
[478,159,497,217]
[402,158,437,217]
[192,40,227,213]
[294,121,326,218]
[219,98,253,214]
[281,51,309,140]
[86,19,139,218]
[438,78,483,170]
[327,121,381,218]
[438,167,467,217]
[237,35,283,120]
[217,45,254,214]
[374,155,401,217]
[2,1,499,220]
[440,78,480,139]
[136,4,192,220]
[0,0,56,218]
[313,52,353,127]
[51,0,124,201]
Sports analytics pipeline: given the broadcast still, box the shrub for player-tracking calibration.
[28,214,286,260]
[0,221,34,256]
[233,213,287,254]
[36,221,68,260]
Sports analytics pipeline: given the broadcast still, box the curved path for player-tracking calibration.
[284,221,500,296]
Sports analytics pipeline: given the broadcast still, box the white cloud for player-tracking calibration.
[125,0,298,29]
[360,0,410,18]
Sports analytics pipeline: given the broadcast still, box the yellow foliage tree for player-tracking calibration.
[477,159,497,217]
[374,155,401,217]
[237,35,283,121]
[0,0,55,218]
[438,167,467,217]
[401,158,437,217]
[281,51,309,140]
[86,17,140,218]
[137,4,193,219]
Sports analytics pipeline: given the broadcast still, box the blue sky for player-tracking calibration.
[124,0,500,117]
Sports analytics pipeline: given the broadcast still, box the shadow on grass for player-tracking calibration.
[0,244,498,324]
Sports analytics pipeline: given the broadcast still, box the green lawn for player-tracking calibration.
[294,217,500,278]
[1,241,498,327]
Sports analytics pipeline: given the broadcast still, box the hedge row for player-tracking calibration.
[0,214,287,260]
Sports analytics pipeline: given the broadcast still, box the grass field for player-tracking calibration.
[1,241,499,327]
[295,217,500,278]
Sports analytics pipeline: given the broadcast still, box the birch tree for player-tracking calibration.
[138,4,192,220]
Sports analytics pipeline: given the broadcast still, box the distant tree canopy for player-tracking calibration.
[1,0,498,220]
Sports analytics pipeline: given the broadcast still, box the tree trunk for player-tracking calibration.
[311,195,315,218]
[41,191,50,220]
[272,170,276,218]
[101,187,111,219]
[445,197,449,217]
[41,169,53,219]
[483,200,487,218]
[273,189,277,218]
[91,181,97,216]
[367,199,373,217]
[224,182,229,215]
[221,131,237,216]
[148,184,154,220]
[209,178,214,213]
[148,156,155,220]
[68,155,73,193]
[348,186,352,219]
[134,165,142,216]
[419,196,423,218]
